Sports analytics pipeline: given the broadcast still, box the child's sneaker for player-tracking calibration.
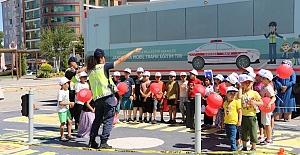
[263,140,273,145]
[246,140,251,146]
[258,136,265,143]
[237,145,243,151]
[122,119,127,123]
[241,147,247,151]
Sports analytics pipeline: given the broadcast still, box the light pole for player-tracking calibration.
[69,41,79,57]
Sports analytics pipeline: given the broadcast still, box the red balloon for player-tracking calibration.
[207,93,224,109]
[117,82,128,95]
[150,83,161,95]
[205,105,218,117]
[193,84,205,97]
[77,88,92,103]
[276,64,293,79]
[219,83,227,95]
[259,97,275,113]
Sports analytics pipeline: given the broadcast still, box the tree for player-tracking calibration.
[0,31,4,49]
[38,25,76,72]
[21,54,27,75]
[74,34,84,53]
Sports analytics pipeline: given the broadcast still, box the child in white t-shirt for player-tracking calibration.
[260,70,276,145]
[178,72,188,124]
[57,77,76,141]
[74,72,89,131]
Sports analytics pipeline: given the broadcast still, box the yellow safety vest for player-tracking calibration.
[269,33,276,44]
[88,64,117,100]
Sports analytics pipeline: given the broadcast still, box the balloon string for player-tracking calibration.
[275,94,284,103]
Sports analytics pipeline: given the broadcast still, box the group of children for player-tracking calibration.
[56,65,277,153]
[220,67,276,152]
[110,66,277,153]
[57,72,95,141]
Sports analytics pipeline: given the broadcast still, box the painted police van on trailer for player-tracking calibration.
[84,0,300,75]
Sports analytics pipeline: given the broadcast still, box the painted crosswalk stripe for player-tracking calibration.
[39,152,57,155]
[161,126,185,132]
[178,128,193,133]
[11,149,39,155]
[257,145,293,151]
[130,123,151,128]
[202,128,221,134]
[143,124,168,130]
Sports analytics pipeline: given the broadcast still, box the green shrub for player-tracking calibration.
[40,63,52,72]
[37,71,65,78]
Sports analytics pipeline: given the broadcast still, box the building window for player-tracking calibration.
[89,0,96,5]
[42,5,75,13]
[25,12,30,20]
[26,30,40,40]
[9,19,12,24]
[50,16,75,23]
[26,20,40,29]
[33,10,40,19]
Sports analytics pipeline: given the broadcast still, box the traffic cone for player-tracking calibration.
[278,148,284,155]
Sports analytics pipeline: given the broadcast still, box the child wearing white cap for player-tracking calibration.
[140,71,153,123]
[165,71,179,124]
[121,68,135,123]
[112,71,121,123]
[239,74,263,152]
[213,74,225,129]
[133,67,144,123]
[253,69,267,142]
[57,77,76,141]
[152,72,165,124]
[223,86,242,151]
[178,72,188,124]
[74,72,89,132]
[260,70,276,145]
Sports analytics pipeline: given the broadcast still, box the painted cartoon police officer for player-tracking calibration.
[263,21,286,64]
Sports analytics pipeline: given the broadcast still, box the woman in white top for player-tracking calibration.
[203,76,214,126]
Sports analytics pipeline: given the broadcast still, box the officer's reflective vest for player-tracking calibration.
[269,33,276,44]
[65,68,79,90]
[88,64,117,100]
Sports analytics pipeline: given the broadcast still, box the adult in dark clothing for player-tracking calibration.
[86,47,142,149]
[65,57,86,131]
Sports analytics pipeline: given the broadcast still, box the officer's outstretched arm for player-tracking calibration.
[114,48,142,67]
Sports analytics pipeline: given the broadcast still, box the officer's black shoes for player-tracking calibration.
[100,139,112,149]
[88,137,99,149]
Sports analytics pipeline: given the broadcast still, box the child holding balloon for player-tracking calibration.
[74,72,89,132]
[239,74,263,152]
[213,74,225,129]
[259,70,276,145]
[57,77,76,141]
[203,76,214,126]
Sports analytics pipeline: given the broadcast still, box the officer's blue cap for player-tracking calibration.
[94,48,105,57]
[68,57,77,63]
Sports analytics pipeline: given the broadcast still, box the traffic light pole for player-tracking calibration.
[195,93,202,154]
[28,90,34,143]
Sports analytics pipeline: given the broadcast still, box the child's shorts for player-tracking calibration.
[261,112,272,126]
[241,116,258,143]
[121,97,133,110]
[58,110,71,123]
[236,126,242,140]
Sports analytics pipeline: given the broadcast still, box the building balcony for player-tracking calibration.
[25,4,40,10]
[26,24,40,30]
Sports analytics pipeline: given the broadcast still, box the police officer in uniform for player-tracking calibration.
[65,57,86,131]
[86,47,142,149]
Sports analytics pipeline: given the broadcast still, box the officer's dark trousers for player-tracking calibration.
[90,95,115,140]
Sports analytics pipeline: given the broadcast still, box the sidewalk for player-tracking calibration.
[0,76,61,92]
